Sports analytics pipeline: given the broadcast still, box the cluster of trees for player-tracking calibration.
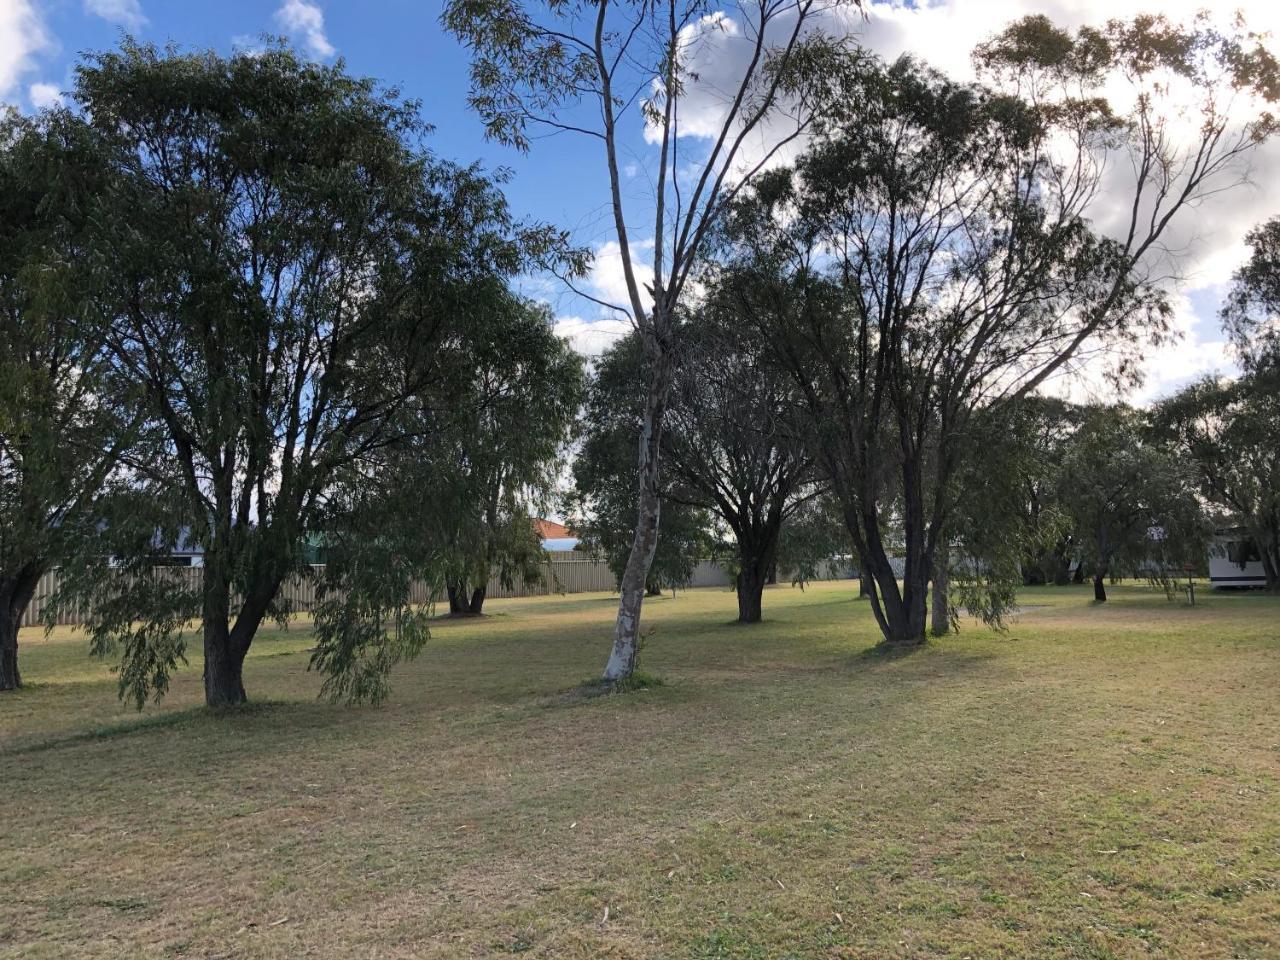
[0,43,583,703]
[449,3,1280,679]
[5,7,1279,708]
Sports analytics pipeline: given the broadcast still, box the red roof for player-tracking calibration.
[532,518,571,540]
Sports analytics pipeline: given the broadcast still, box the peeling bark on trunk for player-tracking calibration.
[603,348,672,682]
[0,567,42,693]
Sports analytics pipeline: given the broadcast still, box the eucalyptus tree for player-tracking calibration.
[1155,370,1280,592]
[1058,406,1207,602]
[445,0,862,680]
[439,299,585,616]
[717,16,1278,647]
[568,334,715,597]
[584,312,817,622]
[75,42,570,707]
[0,109,140,692]
[1222,218,1280,373]
[1000,397,1085,587]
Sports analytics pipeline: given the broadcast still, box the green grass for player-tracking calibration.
[1,581,1278,958]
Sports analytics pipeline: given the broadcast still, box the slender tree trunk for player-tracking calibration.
[931,554,950,637]
[0,566,43,692]
[1260,544,1280,593]
[1093,572,1108,603]
[858,566,872,600]
[1073,563,1085,584]
[468,584,487,616]
[603,348,673,682]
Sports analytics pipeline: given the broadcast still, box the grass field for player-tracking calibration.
[1,580,1278,959]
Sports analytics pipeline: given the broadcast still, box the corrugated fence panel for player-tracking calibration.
[20,552,857,629]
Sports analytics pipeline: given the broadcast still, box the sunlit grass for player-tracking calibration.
[2,580,1277,958]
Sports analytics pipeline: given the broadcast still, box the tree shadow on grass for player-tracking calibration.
[4,698,349,757]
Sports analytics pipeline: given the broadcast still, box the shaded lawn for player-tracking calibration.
[1,581,1277,959]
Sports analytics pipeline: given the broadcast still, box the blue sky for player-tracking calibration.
[7,0,614,243]
[4,0,1275,401]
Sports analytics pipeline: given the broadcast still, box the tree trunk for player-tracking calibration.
[0,566,43,693]
[645,582,664,598]
[603,348,673,682]
[858,567,872,600]
[203,619,247,707]
[1051,551,1072,586]
[1073,563,1085,584]
[468,584,487,616]
[1093,572,1108,603]
[735,564,766,624]
[849,492,929,647]
[446,582,469,616]
[1261,545,1280,593]
[931,556,950,637]
[201,558,251,707]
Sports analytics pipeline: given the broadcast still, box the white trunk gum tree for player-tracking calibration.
[445,0,860,681]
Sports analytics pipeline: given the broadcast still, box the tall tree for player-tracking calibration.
[664,296,817,622]
[1221,218,1280,373]
[0,109,138,692]
[719,17,1277,646]
[568,334,715,597]
[76,42,566,707]
[1155,370,1280,592]
[439,299,585,616]
[1057,406,1206,602]
[446,0,860,680]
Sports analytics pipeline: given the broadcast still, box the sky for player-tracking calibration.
[2,0,1277,405]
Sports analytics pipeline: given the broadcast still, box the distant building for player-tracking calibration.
[148,529,204,567]
[1209,527,1268,589]
[533,518,580,552]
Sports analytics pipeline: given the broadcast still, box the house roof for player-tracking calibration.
[532,518,571,540]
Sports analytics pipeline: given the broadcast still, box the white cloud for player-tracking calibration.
[553,315,632,357]
[649,1,1280,403]
[84,0,147,30]
[1041,293,1237,406]
[274,0,335,60]
[28,80,63,109]
[588,239,655,315]
[0,0,49,104]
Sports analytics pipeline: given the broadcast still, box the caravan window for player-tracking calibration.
[1226,539,1261,566]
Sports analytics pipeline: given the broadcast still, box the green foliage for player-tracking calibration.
[1058,406,1208,589]
[436,298,584,609]
[775,495,850,587]
[0,106,145,688]
[1154,368,1280,590]
[715,12,1276,642]
[1222,218,1280,372]
[567,334,715,593]
[67,40,566,705]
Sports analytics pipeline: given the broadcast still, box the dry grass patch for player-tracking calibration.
[2,581,1278,958]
